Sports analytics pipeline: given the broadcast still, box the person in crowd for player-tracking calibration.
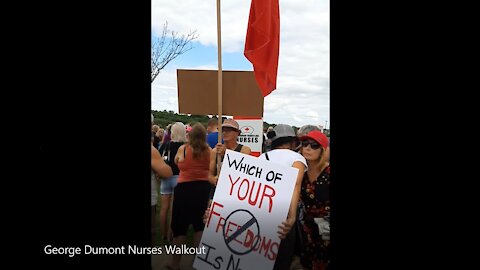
[264,126,274,152]
[166,123,211,270]
[202,123,306,270]
[297,124,321,137]
[297,125,330,163]
[162,123,172,146]
[281,124,322,267]
[208,119,251,200]
[206,117,223,148]
[298,130,330,270]
[152,124,161,149]
[158,122,186,244]
[151,114,172,247]
[260,124,307,270]
[155,128,164,150]
[296,125,322,152]
[185,125,193,143]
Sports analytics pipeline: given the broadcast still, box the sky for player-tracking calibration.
[152,0,329,129]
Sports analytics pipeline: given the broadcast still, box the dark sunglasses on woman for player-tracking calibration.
[301,140,321,150]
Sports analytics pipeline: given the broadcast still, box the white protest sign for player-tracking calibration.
[193,150,299,270]
[234,117,264,156]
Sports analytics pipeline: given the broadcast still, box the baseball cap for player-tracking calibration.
[300,130,329,149]
[222,119,240,132]
[269,124,296,142]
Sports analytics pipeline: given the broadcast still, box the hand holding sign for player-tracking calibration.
[215,143,226,157]
[193,150,299,270]
[277,217,295,240]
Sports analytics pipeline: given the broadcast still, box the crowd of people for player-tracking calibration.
[151,114,330,270]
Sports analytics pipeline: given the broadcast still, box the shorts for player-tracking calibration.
[160,175,178,195]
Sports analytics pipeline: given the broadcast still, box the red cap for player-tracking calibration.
[300,130,329,149]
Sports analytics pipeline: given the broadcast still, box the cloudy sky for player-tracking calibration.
[152,0,329,128]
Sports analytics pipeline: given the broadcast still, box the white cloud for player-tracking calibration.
[152,0,329,128]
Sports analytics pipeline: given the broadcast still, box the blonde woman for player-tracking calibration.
[158,122,186,244]
[298,130,330,270]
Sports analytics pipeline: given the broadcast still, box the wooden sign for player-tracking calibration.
[177,69,264,117]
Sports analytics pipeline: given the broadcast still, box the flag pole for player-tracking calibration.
[216,0,223,179]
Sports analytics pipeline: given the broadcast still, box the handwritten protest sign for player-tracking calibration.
[193,150,298,270]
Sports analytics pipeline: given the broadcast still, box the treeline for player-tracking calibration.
[151,110,279,130]
[151,110,210,128]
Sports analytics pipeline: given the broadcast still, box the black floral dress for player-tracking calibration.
[300,165,330,270]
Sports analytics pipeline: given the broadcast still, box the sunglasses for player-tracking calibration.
[301,140,321,150]
[222,127,238,133]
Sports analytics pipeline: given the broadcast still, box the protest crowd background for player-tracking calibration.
[151,113,330,270]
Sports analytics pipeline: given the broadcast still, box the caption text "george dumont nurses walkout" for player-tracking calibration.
[44,244,206,257]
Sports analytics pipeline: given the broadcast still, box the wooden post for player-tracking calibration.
[216,0,223,184]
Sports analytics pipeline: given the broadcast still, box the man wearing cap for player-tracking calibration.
[260,124,307,270]
[207,119,251,196]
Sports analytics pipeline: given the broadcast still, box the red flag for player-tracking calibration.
[244,0,280,97]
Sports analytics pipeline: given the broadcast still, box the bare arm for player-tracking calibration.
[176,144,190,166]
[240,145,252,155]
[277,160,305,239]
[208,149,219,186]
[151,145,172,178]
